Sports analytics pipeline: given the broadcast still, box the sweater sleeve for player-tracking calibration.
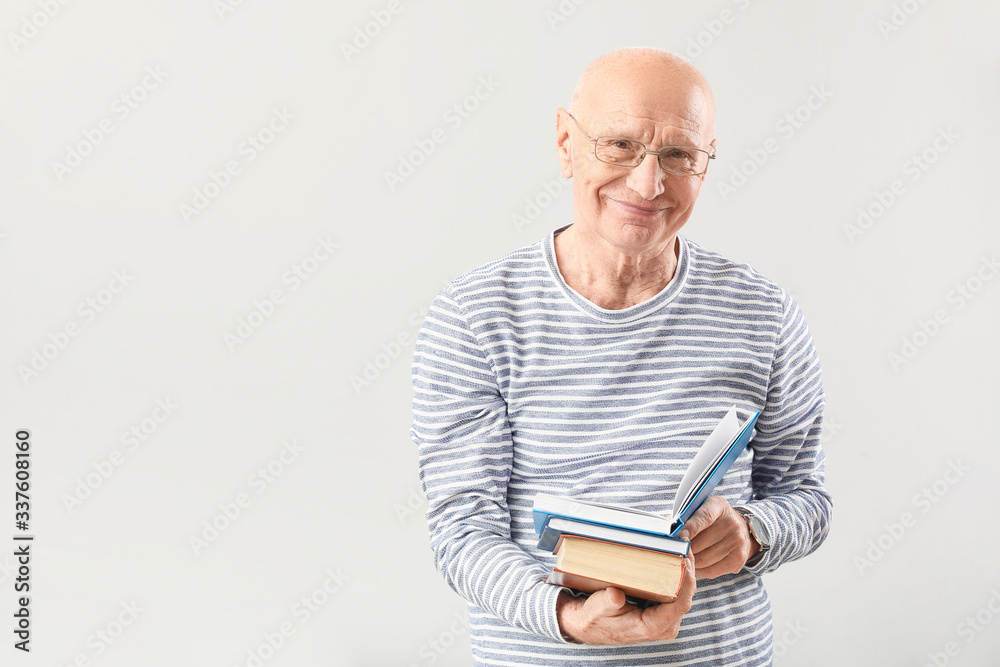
[738,290,833,575]
[409,285,567,641]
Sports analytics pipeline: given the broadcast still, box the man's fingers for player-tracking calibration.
[692,538,730,571]
[690,518,737,559]
[695,552,746,580]
[667,554,697,606]
[605,587,627,609]
[641,555,696,639]
[566,567,697,644]
[687,501,753,580]
[681,553,697,598]
[585,587,629,618]
[689,521,726,554]
[679,495,726,541]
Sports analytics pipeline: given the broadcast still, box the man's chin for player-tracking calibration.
[588,213,682,249]
[603,220,666,247]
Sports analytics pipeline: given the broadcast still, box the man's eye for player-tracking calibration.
[611,140,635,151]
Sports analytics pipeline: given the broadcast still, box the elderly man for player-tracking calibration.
[410,48,831,664]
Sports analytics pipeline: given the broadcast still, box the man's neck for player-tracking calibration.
[553,224,678,310]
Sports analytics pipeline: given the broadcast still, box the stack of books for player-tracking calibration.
[532,406,760,603]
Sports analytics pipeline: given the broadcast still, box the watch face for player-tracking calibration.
[749,515,771,547]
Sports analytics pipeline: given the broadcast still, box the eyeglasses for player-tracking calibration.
[566,112,716,176]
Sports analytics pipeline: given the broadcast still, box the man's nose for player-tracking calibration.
[624,152,666,200]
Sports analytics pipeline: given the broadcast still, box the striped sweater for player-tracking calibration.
[410,224,831,665]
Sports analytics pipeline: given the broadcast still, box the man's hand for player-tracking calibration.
[555,554,696,644]
[679,495,759,580]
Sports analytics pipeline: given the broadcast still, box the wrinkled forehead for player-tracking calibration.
[576,76,714,147]
[584,105,712,149]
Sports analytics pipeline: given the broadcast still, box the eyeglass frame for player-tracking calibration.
[565,112,716,177]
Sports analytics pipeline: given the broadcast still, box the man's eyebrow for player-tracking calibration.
[597,126,700,147]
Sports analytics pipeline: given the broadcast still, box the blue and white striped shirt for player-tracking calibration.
[410,224,831,665]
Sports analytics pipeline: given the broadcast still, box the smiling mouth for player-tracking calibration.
[608,198,665,216]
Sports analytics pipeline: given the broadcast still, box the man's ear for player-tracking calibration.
[555,108,573,179]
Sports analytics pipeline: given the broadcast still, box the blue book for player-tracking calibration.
[538,516,690,556]
[533,407,760,545]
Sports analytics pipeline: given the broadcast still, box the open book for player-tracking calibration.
[533,406,760,540]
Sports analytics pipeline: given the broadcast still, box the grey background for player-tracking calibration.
[2,1,999,665]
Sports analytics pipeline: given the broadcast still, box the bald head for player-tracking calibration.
[570,48,715,144]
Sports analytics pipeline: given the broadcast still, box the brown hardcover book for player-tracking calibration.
[548,534,685,603]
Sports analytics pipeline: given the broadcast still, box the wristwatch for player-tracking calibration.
[736,508,771,563]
